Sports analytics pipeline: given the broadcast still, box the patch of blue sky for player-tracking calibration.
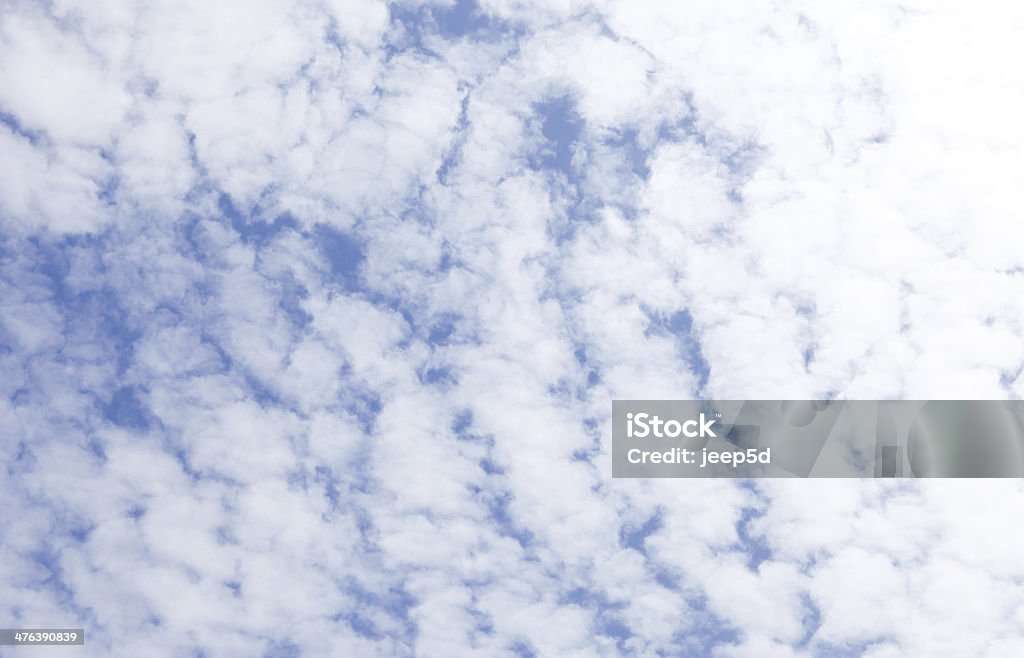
[418,364,457,388]
[450,409,475,437]
[466,477,534,549]
[619,508,662,554]
[6,440,36,476]
[731,481,773,571]
[261,638,302,658]
[734,505,773,571]
[671,609,742,658]
[570,343,603,394]
[338,379,382,434]
[24,543,98,630]
[97,172,120,208]
[644,309,711,395]
[510,639,538,658]
[434,0,494,38]
[240,370,288,408]
[601,127,652,180]
[655,112,703,146]
[563,578,742,657]
[436,94,471,186]
[563,586,631,649]
[530,95,584,180]
[103,386,152,431]
[218,193,299,247]
[276,277,313,332]
[0,109,48,146]
[310,223,367,294]
[339,579,418,645]
[570,416,603,464]
[425,312,460,346]
[387,0,515,59]
[797,592,824,650]
[11,236,150,434]
[528,94,590,244]
[316,262,422,347]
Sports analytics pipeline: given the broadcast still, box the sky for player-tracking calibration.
[2,0,1024,656]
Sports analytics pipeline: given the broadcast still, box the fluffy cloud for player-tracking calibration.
[2,1,1024,657]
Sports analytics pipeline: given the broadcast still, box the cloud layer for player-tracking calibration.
[2,1,1024,656]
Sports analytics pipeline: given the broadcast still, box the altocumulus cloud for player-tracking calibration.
[2,0,1024,656]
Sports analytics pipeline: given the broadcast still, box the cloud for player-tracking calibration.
[2,1,1024,657]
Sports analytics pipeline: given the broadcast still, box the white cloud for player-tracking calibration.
[0,11,129,144]
[3,0,1024,656]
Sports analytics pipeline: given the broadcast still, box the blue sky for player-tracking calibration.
[3,1,1024,657]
